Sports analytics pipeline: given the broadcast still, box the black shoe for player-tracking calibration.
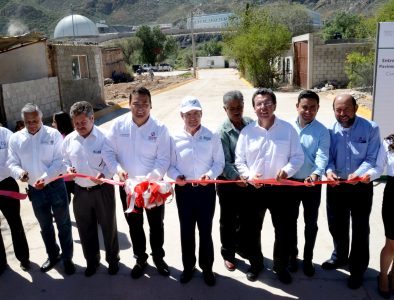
[154,259,170,276]
[180,267,195,284]
[203,270,216,286]
[20,260,31,271]
[0,264,7,275]
[131,261,147,279]
[377,274,391,299]
[246,265,262,282]
[347,274,363,289]
[303,260,315,277]
[40,255,61,272]
[85,262,99,277]
[277,269,293,284]
[64,260,75,275]
[321,258,348,270]
[288,256,298,273]
[108,262,119,275]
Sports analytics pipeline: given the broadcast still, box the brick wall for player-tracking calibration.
[1,77,61,129]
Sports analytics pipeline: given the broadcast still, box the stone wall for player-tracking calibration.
[1,77,61,129]
[101,47,127,78]
[51,44,105,113]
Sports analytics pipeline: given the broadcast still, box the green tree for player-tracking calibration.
[157,35,179,63]
[345,49,375,89]
[136,25,166,65]
[198,40,223,57]
[322,12,369,40]
[224,5,291,87]
[113,36,143,66]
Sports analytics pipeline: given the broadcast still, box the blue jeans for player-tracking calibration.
[28,179,73,261]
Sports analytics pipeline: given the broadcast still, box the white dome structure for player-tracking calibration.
[54,14,98,39]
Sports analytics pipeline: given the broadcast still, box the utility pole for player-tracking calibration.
[190,10,197,78]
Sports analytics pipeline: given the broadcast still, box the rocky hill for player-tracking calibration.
[0,0,388,37]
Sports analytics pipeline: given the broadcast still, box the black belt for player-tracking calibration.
[76,184,102,191]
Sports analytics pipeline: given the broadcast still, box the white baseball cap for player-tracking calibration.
[180,96,202,113]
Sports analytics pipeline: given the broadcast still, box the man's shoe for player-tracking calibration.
[85,262,99,277]
[347,274,363,289]
[288,256,298,273]
[246,265,262,282]
[303,260,315,277]
[224,260,236,271]
[203,270,216,286]
[64,260,75,275]
[20,260,31,271]
[131,261,147,279]
[154,259,170,276]
[277,269,293,284]
[40,255,61,272]
[321,258,348,270]
[180,267,195,284]
[108,262,119,275]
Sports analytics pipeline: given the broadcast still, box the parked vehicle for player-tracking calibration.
[142,64,158,72]
[158,63,173,72]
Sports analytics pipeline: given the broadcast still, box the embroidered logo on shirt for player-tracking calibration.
[356,137,367,143]
[0,141,6,149]
[120,133,130,137]
[199,136,211,141]
[148,132,157,141]
[41,140,54,145]
[93,150,101,154]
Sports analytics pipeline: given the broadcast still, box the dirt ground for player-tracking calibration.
[104,74,191,105]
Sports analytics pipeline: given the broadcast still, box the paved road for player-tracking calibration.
[0,69,385,299]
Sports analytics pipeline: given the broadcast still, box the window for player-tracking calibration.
[72,55,89,80]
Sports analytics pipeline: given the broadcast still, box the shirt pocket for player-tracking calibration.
[41,145,54,164]
[350,141,367,157]
[139,136,157,159]
[274,140,290,158]
[89,151,105,170]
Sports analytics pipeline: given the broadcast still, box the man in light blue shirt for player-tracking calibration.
[289,90,330,277]
[322,94,380,290]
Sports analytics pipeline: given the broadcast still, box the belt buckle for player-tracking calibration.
[192,182,199,187]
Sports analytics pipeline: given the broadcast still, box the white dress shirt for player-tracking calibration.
[62,126,112,187]
[167,125,225,180]
[235,117,304,179]
[102,114,171,179]
[7,125,65,186]
[366,139,394,181]
[0,127,13,182]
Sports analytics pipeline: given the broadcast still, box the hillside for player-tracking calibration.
[0,0,388,37]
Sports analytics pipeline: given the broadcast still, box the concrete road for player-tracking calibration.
[0,69,386,299]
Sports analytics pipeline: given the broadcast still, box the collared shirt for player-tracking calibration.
[235,116,304,179]
[102,114,170,179]
[217,116,253,180]
[366,138,394,181]
[7,125,64,186]
[292,118,330,179]
[326,116,380,178]
[167,125,225,180]
[62,126,112,187]
[0,127,13,181]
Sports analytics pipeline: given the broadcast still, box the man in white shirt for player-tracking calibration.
[168,96,225,286]
[62,101,119,277]
[0,126,30,275]
[235,88,304,284]
[7,103,74,275]
[102,87,171,279]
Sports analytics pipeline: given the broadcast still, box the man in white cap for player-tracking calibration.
[102,87,171,279]
[168,96,225,286]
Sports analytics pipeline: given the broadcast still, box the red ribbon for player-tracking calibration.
[0,173,363,201]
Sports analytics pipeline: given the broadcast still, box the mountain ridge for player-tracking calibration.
[0,0,387,36]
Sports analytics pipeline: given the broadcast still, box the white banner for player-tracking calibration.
[373,22,394,139]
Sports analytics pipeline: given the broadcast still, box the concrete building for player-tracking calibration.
[291,33,372,89]
[0,32,105,129]
[54,14,99,39]
[197,56,225,69]
[101,47,128,79]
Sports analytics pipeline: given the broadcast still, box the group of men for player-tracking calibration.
[0,86,381,290]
